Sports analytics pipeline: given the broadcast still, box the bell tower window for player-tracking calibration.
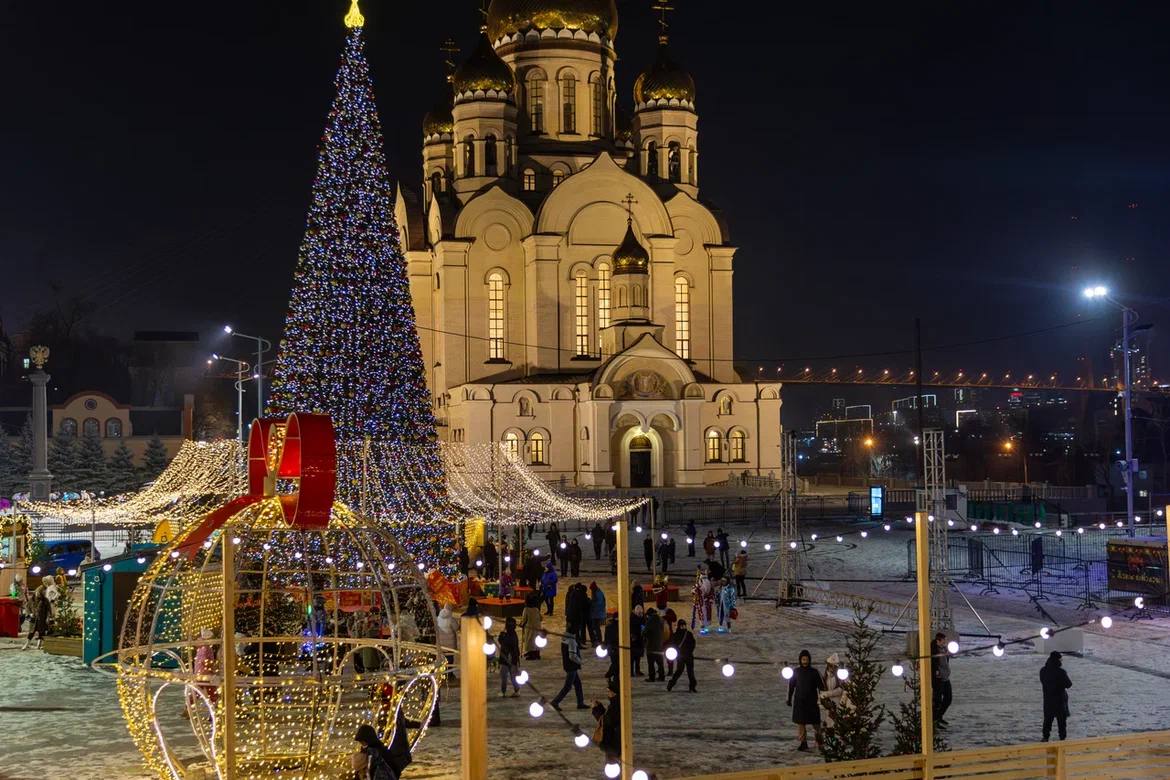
[463,135,475,176]
[646,141,659,180]
[561,73,577,134]
[484,134,498,174]
[668,142,682,183]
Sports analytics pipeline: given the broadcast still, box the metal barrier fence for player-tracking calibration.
[904,527,1168,611]
[657,495,851,528]
[22,511,143,564]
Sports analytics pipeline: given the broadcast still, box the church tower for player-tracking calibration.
[601,196,665,355]
[451,27,518,200]
[633,3,698,197]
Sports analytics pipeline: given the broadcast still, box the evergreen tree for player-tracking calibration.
[49,435,81,493]
[890,663,949,756]
[823,607,886,761]
[0,434,18,499]
[141,434,170,481]
[106,440,139,495]
[4,416,35,497]
[74,432,109,494]
[265,8,451,567]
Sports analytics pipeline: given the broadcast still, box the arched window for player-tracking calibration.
[430,170,443,196]
[487,272,505,360]
[589,74,603,135]
[674,277,691,359]
[560,72,576,133]
[616,284,627,308]
[105,418,122,438]
[552,169,565,188]
[522,168,536,191]
[689,147,698,184]
[463,134,475,175]
[705,430,723,463]
[503,431,521,457]
[646,141,659,179]
[597,262,611,329]
[632,284,643,307]
[729,430,747,462]
[59,418,77,438]
[526,71,545,133]
[518,396,532,416]
[83,417,100,437]
[668,141,682,183]
[527,431,546,464]
[484,134,498,174]
[718,395,732,415]
[574,269,589,356]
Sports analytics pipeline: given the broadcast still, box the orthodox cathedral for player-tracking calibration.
[396,0,781,488]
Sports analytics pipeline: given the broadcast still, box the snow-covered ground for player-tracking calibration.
[3,516,1169,779]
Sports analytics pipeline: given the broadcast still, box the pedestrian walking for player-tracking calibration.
[820,653,848,729]
[931,632,953,727]
[630,604,645,677]
[483,537,498,580]
[643,607,665,682]
[716,577,737,633]
[21,576,54,650]
[591,523,605,559]
[703,531,716,559]
[521,591,543,660]
[568,582,591,646]
[540,562,559,615]
[657,537,670,574]
[732,549,748,597]
[631,578,644,612]
[551,630,588,710]
[498,617,521,697]
[558,539,571,574]
[643,535,654,573]
[716,528,731,568]
[547,523,561,555]
[662,607,678,679]
[685,521,697,557]
[588,581,606,647]
[668,536,677,566]
[604,614,620,681]
[787,649,825,751]
[1040,651,1072,741]
[569,538,582,576]
[665,620,697,692]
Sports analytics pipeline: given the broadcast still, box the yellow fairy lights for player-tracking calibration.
[114,498,445,780]
[343,0,364,29]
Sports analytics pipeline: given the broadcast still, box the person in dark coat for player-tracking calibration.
[483,537,498,580]
[715,528,731,568]
[457,544,470,576]
[668,536,677,566]
[568,583,591,646]
[930,632,953,726]
[657,538,670,574]
[569,538,583,576]
[547,524,561,555]
[525,552,543,590]
[603,614,620,681]
[605,525,617,556]
[354,713,414,780]
[703,531,716,559]
[643,536,654,573]
[630,604,645,676]
[630,579,644,612]
[685,521,697,557]
[642,607,665,682]
[665,621,696,692]
[598,679,622,761]
[551,630,587,710]
[787,649,825,751]
[591,523,605,559]
[1040,651,1072,741]
[497,617,521,697]
[588,581,607,647]
[662,607,678,679]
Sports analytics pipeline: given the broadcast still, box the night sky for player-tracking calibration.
[4,1,1170,425]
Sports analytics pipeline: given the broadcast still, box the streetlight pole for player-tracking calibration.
[209,355,251,445]
[224,326,271,420]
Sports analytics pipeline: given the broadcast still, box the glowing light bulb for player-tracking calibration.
[574,731,590,748]
[482,616,493,630]
[136,556,146,564]
[947,520,954,527]
[535,633,548,649]
[632,771,650,780]
[262,543,271,550]
[1098,523,1106,530]
[835,536,843,543]
[1077,527,1084,534]
[202,541,212,549]
[560,542,567,549]
[417,563,425,570]
[883,524,891,531]
[67,569,77,577]
[993,644,1004,657]
[713,540,720,548]
[860,531,868,538]
[788,541,797,549]
[325,556,334,564]
[102,563,112,572]
[891,664,904,677]
[171,551,181,558]
[1135,596,1145,609]
[475,559,483,567]
[836,668,849,681]
[515,670,529,685]
[231,537,241,545]
[661,532,668,541]
[605,763,621,778]
[533,549,541,556]
[993,528,1000,535]
[740,540,747,548]
[781,666,794,680]
[1117,521,1124,528]
[970,524,978,532]
[686,537,693,544]
[584,533,592,540]
[596,644,608,658]
[387,562,396,570]
[1100,616,1113,629]
[1011,529,1019,537]
[665,647,678,662]
[721,662,735,677]
[1040,627,1051,639]
[906,516,914,523]
[764,543,772,551]
[504,555,511,563]
[529,701,544,718]
[636,526,643,534]
[947,640,959,654]
[1034,522,1041,529]
[483,641,496,656]
[811,534,818,541]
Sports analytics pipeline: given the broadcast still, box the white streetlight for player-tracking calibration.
[209,354,251,444]
[224,325,272,420]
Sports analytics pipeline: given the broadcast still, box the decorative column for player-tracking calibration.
[27,346,52,500]
[495,138,507,176]
[473,139,487,177]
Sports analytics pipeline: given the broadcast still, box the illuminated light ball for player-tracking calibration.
[170,551,180,559]
[574,731,590,748]
[387,562,396,570]
[560,542,567,550]
[1100,616,1113,629]
[1055,530,1062,537]
[1034,522,1042,529]
[202,540,212,549]
[596,644,609,659]
[740,540,748,548]
[482,641,497,656]
[611,524,618,531]
[836,668,849,681]
[231,536,241,545]
[993,528,1000,535]
[1135,516,1143,523]
[103,563,113,572]
[294,551,303,559]
[1011,529,1019,537]
[781,666,794,680]
[1116,521,1124,528]
[970,524,978,532]
[810,534,818,541]
[633,771,650,780]
[1098,523,1107,530]
[529,701,544,718]
[535,632,548,649]
[721,662,735,677]
[482,616,493,630]
[475,559,483,568]
[891,663,904,677]
[417,563,425,571]
[605,762,621,778]
[1158,510,1165,518]
[947,520,954,527]
[636,526,643,534]
[515,670,529,686]
[665,646,679,662]
[356,560,364,569]
[584,533,592,540]
[860,531,868,538]
[1135,596,1146,609]
[67,569,78,577]
[788,541,797,550]
[533,549,541,556]
[906,517,914,524]
[686,537,694,544]
[835,536,843,543]
[1040,627,1051,639]
[764,543,772,551]
[136,557,146,565]
[325,556,334,564]
[713,540,720,548]
[947,640,959,654]
[883,524,891,532]
[503,555,511,563]
[927,515,935,523]
[30,565,42,575]
[661,532,668,541]
[993,644,1005,657]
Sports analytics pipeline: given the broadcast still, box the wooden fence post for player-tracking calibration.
[460,614,487,780]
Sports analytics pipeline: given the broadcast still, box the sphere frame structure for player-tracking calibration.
[115,498,445,780]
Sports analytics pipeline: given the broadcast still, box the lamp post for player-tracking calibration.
[209,354,251,445]
[1083,285,1138,535]
[224,326,271,420]
[1003,439,1028,485]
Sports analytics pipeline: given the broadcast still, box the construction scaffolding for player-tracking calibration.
[920,428,954,632]
[777,430,800,602]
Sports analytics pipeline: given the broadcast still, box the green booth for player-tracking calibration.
[82,545,161,665]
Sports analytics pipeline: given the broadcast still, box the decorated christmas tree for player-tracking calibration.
[267,0,452,567]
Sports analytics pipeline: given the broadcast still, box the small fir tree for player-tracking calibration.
[822,606,887,761]
[890,663,949,755]
[49,435,81,493]
[106,440,139,495]
[140,434,170,481]
[50,583,82,637]
[74,432,109,494]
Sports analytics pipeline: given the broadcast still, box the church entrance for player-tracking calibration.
[629,435,652,488]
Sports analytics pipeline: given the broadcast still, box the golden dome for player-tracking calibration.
[422,81,454,136]
[452,33,514,95]
[612,220,649,275]
[634,44,695,104]
[486,0,618,41]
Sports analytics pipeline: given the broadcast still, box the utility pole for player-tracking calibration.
[27,346,52,501]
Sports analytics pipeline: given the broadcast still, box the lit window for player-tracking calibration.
[590,74,603,135]
[59,418,77,438]
[83,417,100,438]
[561,73,576,133]
[527,72,545,133]
[597,262,611,329]
[528,431,546,464]
[552,169,564,188]
[718,395,732,415]
[105,418,122,438]
[488,272,505,360]
[675,277,690,359]
[523,168,536,191]
[730,430,746,462]
[503,431,521,457]
[574,270,589,356]
[706,430,722,463]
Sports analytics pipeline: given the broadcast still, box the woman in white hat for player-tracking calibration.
[820,653,849,729]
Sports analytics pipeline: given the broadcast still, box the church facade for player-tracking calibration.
[396,0,781,488]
